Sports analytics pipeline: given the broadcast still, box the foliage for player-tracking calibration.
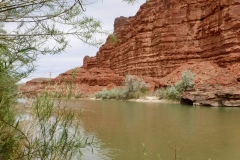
[95,88,128,100]
[1,81,90,159]
[0,0,139,80]
[109,34,120,44]
[158,86,181,100]
[157,70,195,100]
[175,70,195,92]
[74,93,84,99]
[124,75,148,93]
[0,51,20,159]
[0,0,139,159]
[20,92,87,160]
[123,0,138,4]
[0,1,102,78]
[95,75,149,100]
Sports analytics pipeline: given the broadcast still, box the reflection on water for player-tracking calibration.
[63,100,240,160]
[17,107,112,160]
[73,127,113,160]
[18,99,240,159]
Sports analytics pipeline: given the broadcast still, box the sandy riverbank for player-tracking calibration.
[16,96,179,112]
[90,96,179,104]
[128,96,179,103]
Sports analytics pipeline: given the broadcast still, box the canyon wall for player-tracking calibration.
[22,0,240,105]
[83,0,240,78]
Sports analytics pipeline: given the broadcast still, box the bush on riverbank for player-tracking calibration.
[0,71,88,159]
[157,70,195,100]
[24,92,85,159]
[95,75,149,100]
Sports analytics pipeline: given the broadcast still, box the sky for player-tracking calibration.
[20,0,146,83]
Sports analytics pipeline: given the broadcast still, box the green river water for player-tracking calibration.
[61,99,240,160]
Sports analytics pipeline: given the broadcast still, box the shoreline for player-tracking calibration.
[87,96,179,104]
[16,96,179,114]
[16,96,179,111]
[128,96,179,103]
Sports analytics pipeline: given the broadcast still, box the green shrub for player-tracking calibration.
[157,88,168,99]
[74,93,83,99]
[95,88,128,100]
[175,70,195,92]
[23,92,85,160]
[124,75,148,93]
[109,34,120,44]
[0,69,20,159]
[157,70,195,101]
[95,75,149,100]
[95,89,110,99]
[0,70,88,159]
[109,88,128,99]
[124,75,149,99]
[166,86,181,100]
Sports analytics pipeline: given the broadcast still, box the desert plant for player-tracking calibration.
[0,86,89,160]
[124,75,149,98]
[166,86,181,100]
[157,88,168,99]
[95,88,128,100]
[0,0,139,158]
[74,93,84,99]
[109,34,120,44]
[175,70,195,92]
[0,64,89,159]
[95,76,149,100]
[0,67,21,159]
[19,92,86,160]
[95,89,110,99]
[157,70,195,101]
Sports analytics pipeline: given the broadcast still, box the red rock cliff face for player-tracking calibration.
[22,0,240,105]
[83,0,240,78]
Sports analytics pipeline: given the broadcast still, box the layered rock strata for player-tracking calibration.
[22,0,240,106]
[19,78,52,96]
[83,0,240,80]
[20,68,125,96]
[182,89,240,107]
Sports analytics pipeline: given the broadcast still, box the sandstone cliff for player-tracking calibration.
[83,0,240,78]
[22,0,240,106]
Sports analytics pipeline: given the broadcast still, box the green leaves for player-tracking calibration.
[0,1,140,159]
[157,70,195,101]
[123,0,139,4]
[95,75,149,100]
[0,0,104,57]
[26,93,84,160]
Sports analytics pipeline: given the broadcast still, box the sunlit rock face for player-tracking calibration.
[83,0,240,79]
[22,0,240,104]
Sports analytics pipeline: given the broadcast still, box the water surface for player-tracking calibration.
[61,100,240,159]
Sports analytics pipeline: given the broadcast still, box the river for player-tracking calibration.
[53,99,240,160]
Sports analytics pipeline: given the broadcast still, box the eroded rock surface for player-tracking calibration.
[21,0,240,106]
[83,0,240,78]
[19,78,52,96]
[182,88,240,107]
